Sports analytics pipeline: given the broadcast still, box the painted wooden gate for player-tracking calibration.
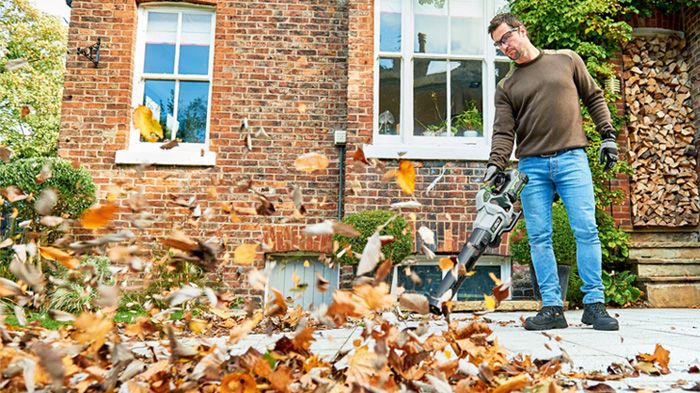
[267,255,339,310]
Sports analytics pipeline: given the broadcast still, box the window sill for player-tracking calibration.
[115,149,216,166]
[362,142,490,161]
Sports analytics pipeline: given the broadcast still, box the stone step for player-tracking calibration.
[636,275,700,283]
[629,231,699,243]
[628,241,700,260]
[639,282,700,307]
[631,258,700,264]
[636,263,700,278]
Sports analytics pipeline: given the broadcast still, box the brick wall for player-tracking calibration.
[60,0,348,300]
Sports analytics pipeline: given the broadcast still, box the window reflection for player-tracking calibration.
[179,14,211,75]
[414,0,448,53]
[451,60,483,136]
[378,58,401,135]
[144,12,177,74]
[380,0,401,52]
[143,80,175,142]
[177,81,209,143]
[414,59,447,136]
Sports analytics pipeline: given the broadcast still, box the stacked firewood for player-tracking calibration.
[623,33,699,227]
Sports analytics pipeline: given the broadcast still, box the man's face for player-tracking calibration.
[491,23,524,61]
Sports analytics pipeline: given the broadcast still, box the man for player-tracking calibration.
[485,13,620,331]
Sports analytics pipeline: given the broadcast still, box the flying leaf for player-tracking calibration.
[294,152,329,172]
[132,105,163,142]
[332,222,360,237]
[395,160,416,195]
[356,232,381,276]
[418,226,435,246]
[161,231,199,252]
[34,188,58,215]
[39,246,79,269]
[0,277,22,297]
[390,200,422,209]
[80,203,118,229]
[493,281,511,306]
[304,220,334,235]
[439,257,454,272]
[316,272,329,293]
[160,139,179,150]
[234,244,258,265]
[73,312,114,354]
[352,148,370,165]
[484,294,497,311]
[399,293,430,314]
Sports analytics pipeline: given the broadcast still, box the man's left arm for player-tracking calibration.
[570,50,618,171]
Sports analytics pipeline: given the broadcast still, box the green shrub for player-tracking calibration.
[603,270,643,306]
[48,256,113,313]
[596,209,630,271]
[333,210,413,266]
[0,157,96,221]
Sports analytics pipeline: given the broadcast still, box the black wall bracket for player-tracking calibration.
[77,38,101,67]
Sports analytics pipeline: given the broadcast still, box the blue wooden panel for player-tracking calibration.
[268,256,339,310]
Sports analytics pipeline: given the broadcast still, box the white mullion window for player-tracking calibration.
[118,3,216,166]
[368,0,510,160]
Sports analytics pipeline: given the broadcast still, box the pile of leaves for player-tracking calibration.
[0,143,689,392]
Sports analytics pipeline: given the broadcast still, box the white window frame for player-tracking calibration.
[116,3,216,166]
[366,0,510,161]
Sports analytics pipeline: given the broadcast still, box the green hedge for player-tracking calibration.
[333,210,413,266]
[0,157,96,221]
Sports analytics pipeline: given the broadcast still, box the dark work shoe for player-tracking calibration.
[582,302,619,331]
[524,306,568,330]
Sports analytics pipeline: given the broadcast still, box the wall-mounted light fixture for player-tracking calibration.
[77,38,101,67]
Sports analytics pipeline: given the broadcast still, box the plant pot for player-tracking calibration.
[528,263,571,302]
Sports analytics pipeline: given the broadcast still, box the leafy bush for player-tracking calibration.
[48,256,114,313]
[603,270,643,306]
[0,157,96,221]
[596,209,630,271]
[333,210,413,266]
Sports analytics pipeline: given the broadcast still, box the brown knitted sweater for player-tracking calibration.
[488,49,613,169]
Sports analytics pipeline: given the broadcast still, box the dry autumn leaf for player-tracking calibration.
[80,203,118,229]
[234,244,258,265]
[132,105,164,142]
[294,152,329,172]
[39,246,79,269]
[439,257,454,271]
[395,160,416,195]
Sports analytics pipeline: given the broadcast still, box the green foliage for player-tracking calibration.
[48,256,114,313]
[0,0,67,159]
[510,202,576,266]
[1,306,69,329]
[0,157,96,221]
[334,210,413,266]
[596,209,630,270]
[452,101,483,134]
[603,270,643,306]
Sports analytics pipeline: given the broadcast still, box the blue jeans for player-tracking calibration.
[517,148,604,307]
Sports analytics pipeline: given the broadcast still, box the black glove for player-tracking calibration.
[483,164,501,183]
[599,135,618,172]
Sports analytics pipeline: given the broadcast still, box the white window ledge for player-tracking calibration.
[115,149,216,166]
[363,143,491,161]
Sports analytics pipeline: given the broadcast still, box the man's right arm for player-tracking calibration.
[487,88,516,170]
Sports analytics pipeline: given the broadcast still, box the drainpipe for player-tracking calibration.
[333,129,347,221]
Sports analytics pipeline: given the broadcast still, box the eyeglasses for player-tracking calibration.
[493,27,519,48]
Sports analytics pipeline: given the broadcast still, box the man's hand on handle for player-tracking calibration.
[598,135,618,172]
[483,164,502,183]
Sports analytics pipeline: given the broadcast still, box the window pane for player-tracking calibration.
[397,264,501,301]
[495,61,511,84]
[176,81,209,143]
[145,12,177,74]
[414,0,448,53]
[380,0,401,52]
[143,80,175,142]
[495,0,510,14]
[378,58,401,135]
[179,13,212,75]
[414,59,447,136]
[450,0,484,55]
[451,60,483,137]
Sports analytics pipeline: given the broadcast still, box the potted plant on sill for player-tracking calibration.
[509,201,578,303]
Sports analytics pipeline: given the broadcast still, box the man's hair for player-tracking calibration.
[488,13,524,36]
